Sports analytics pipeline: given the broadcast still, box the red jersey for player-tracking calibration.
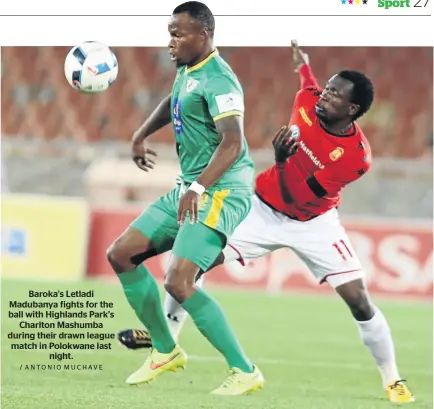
[255,64,372,221]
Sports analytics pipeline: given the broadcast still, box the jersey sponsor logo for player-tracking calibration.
[186,78,199,93]
[299,140,325,169]
[172,98,183,135]
[298,107,313,127]
[215,93,244,114]
[329,147,344,161]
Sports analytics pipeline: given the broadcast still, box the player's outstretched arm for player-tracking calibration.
[291,40,318,89]
[132,94,172,143]
[131,94,172,172]
[196,115,244,189]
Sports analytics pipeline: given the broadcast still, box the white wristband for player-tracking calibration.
[188,181,205,195]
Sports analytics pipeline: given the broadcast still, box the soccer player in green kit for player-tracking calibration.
[106,1,264,396]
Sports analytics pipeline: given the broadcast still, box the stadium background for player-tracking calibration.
[1,46,433,409]
[2,46,432,297]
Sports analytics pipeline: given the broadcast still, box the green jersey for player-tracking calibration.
[170,49,254,191]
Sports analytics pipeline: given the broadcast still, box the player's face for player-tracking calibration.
[168,13,206,66]
[315,75,360,123]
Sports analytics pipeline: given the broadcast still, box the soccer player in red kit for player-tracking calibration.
[118,41,415,403]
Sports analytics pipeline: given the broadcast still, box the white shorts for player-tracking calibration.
[224,195,364,288]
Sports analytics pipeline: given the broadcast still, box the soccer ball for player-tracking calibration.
[64,41,118,93]
[289,125,301,141]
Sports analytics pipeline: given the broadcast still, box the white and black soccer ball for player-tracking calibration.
[64,41,118,93]
[289,125,301,141]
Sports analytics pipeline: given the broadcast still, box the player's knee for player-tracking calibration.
[164,268,195,303]
[106,242,120,271]
[164,280,180,302]
[106,241,130,274]
[164,278,185,303]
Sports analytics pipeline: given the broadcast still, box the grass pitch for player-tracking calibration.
[1,278,432,409]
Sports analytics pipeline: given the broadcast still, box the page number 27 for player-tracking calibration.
[414,0,429,7]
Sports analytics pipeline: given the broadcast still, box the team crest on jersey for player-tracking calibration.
[198,193,209,211]
[186,78,199,93]
[329,147,344,161]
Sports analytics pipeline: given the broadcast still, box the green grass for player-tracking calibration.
[1,278,432,409]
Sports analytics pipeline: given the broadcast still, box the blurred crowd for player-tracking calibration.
[1,46,433,158]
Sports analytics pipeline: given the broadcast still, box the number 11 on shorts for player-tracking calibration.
[333,240,353,261]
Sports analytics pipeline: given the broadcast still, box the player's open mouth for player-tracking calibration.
[169,51,177,61]
[315,104,325,113]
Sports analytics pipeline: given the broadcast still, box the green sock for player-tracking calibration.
[117,264,175,353]
[182,288,253,373]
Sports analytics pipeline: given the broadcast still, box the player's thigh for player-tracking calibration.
[171,221,226,273]
[223,194,282,262]
[290,210,363,288]
[129,186,181,254]
[108,225,153,256]
[163,188,250,275]
[197,187,251,238]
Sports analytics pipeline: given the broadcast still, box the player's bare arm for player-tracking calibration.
[177,115,244,226]
[197,115,244,188]
[291,40,318,89]
[133,93,172,141]
[131,93,172,172]
[291,40,309,72]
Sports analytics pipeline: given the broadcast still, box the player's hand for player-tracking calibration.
[291,40,309,72]
[177,190,200,225]
[131,139,157,172]
[273,125,299,163]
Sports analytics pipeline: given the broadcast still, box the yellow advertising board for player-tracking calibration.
[1,194,89,281]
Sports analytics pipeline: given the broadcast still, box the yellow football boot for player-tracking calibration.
[126,344,187,385]
[211,366,264,396]
[386,380,415,403]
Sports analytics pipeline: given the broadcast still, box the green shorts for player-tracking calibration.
[130,184,252,271]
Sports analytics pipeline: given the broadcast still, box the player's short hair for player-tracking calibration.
[338,70,374,121]
[173,2,215,35]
